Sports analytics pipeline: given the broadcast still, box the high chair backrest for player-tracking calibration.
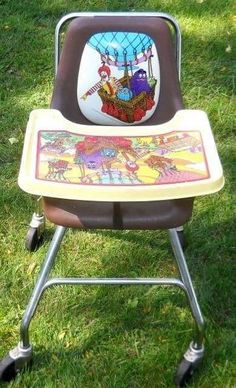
[51,13,183,126]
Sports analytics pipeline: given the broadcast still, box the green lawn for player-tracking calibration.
[0,0,236,387]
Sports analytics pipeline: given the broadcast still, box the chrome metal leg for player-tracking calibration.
[1,224,206,384]
[20,226,67,349]
[25,197,46,252]
[21,226,204,351]
[30,196,45,230]
[168,228,205,349]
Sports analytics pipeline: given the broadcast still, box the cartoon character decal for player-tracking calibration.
[130,69,152,96]
[81,64,122,100]
[78,32,160,125]
[37,130,209,186]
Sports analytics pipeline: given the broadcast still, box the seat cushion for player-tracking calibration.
[43,197,194,230]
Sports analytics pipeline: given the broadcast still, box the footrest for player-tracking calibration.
[18,109,224,201]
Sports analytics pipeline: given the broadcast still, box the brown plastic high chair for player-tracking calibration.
[0,12,224,386]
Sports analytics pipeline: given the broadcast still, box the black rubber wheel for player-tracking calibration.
[25,227,43,252]
[0,355,17,382]
[177,230,187,250]
[175,358,194,387]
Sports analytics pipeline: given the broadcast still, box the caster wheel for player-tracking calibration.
[25,227,43,252]
[177,230,187,250]
[0,355,18,382]
[175,358,195,387]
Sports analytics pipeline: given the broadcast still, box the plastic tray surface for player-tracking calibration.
[18,109,224,201]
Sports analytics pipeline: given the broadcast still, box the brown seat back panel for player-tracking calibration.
[51,16,183,125]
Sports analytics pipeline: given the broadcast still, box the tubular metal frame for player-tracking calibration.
[20,226,205,353]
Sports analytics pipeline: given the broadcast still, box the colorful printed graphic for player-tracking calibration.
[36,130,209,186]
[78,32,160,125]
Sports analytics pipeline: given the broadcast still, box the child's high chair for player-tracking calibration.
[0,12,224,386]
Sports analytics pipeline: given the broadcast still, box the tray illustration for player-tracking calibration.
[36,130,209,186]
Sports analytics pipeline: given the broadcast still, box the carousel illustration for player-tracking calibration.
[36,129,209,186]
[78,31,160,124]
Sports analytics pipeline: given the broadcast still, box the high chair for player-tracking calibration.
[0,12,224,386]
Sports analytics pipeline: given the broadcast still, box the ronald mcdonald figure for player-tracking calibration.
[81,63,122,100]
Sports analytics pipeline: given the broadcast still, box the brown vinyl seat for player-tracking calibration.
[43,197,194,230]
[44,15,194,229]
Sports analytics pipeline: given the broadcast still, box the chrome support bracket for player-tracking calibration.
[184,341,204,364]
[9,343,33,369]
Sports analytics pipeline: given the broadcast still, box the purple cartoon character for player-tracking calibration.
[130,69,152,97]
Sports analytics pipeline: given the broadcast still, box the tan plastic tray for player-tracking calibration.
[18,109,224,202]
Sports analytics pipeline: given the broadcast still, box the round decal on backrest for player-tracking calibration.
[78,31,160,125]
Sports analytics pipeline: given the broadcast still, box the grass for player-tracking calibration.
[0,0,236,387]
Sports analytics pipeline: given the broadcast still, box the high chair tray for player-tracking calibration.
[18,109,224,202]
